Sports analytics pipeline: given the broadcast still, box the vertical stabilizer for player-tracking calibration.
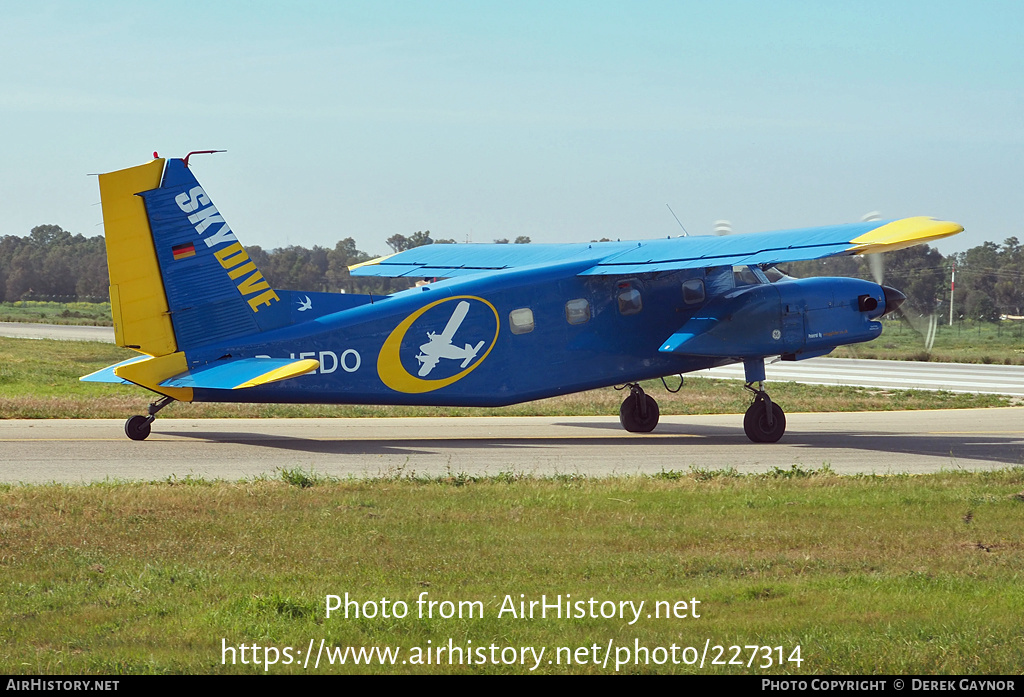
[138,158,289,349]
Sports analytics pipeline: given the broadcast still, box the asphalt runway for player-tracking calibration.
[0,321,115,342]
[2,408,1022,484]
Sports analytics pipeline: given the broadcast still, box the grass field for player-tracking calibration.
[834,317,1024,364]
[0,301,113,326]
[0,336,1012,419]
[2,468,1023,674]
[2,308,1022,676]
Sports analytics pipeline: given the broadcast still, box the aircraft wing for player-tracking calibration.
[349,242,622,278]
[349,218,962,278]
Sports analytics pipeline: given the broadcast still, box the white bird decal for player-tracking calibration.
[297,295,312,312]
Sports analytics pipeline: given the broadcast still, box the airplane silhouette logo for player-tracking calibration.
[415,300,486,377]
[297,295,312,312]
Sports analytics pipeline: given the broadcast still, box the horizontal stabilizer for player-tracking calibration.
[79,356,151,384]
[158,357,320,390]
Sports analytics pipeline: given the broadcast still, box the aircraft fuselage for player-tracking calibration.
[182,259,884,407]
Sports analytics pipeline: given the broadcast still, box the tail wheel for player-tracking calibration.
[619,393,660,433]
[125,415,152,441]
[743,400,786,443]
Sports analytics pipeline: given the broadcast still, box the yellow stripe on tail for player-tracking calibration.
[98,158,177,357]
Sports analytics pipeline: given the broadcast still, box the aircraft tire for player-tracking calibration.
[743,401,786,443]
[125,415,152,441]
[619,394,660,433]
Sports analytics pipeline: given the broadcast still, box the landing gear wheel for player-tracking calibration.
[743,399,786,443]
[619,393,660,433]
[125,415,152,441]
[122,395,175,441]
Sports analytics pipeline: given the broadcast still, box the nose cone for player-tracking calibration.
[882,286,907,315]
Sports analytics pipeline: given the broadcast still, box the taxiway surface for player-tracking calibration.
[2,408,1022,484]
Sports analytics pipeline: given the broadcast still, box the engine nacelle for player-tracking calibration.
[659,276,896,359]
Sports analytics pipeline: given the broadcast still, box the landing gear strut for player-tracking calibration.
[125,395,175,441]
[619,383,660,433]
[743,382,786,443]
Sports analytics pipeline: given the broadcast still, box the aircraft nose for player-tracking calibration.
[882,285,907,314]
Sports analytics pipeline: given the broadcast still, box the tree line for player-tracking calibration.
[781,237,1024,322]
[1,224,1021,322]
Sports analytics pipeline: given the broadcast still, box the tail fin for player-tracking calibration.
[99,156,288,355]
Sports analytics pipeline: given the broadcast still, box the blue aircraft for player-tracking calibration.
[82,154,962,442]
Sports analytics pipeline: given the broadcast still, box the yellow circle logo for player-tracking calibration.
[377,295,500,394]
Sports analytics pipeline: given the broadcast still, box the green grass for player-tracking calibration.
[0,300,113,326]
[2,469,1023,674]
[0,336,1012,418]
[835,316,1024,364]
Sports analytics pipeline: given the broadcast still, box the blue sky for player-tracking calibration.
[2,1,1021,255]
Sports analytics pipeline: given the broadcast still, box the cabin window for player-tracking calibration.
[682,279,705,305]
[565,298,591,325]
[617,288,642,315]
[509,308,535,334]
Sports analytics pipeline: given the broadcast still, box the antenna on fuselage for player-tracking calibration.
[182,150,227,168]
[666,204,689,237]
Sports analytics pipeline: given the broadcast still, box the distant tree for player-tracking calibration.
[965,290,998,322]
[326,237,371,293]
[514,236,531,244]
[881,245,946,314]
[387,230,435,253]
[953,239,1024,320]
[780,254,865,281]
[406,231,434,249]
[386,234,408,253]
[4,246,36,300]
[73,235,109,300]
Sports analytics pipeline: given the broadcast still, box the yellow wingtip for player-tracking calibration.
[348,253,397,272]
[850,217,963,255]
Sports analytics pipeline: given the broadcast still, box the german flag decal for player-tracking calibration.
[172,241,196,260]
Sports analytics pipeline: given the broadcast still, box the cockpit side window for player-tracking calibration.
[763,265,794,283]
[733,265,761,286]
[705,266,735,296]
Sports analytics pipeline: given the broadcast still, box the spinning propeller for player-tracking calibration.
[861,212,939,353]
